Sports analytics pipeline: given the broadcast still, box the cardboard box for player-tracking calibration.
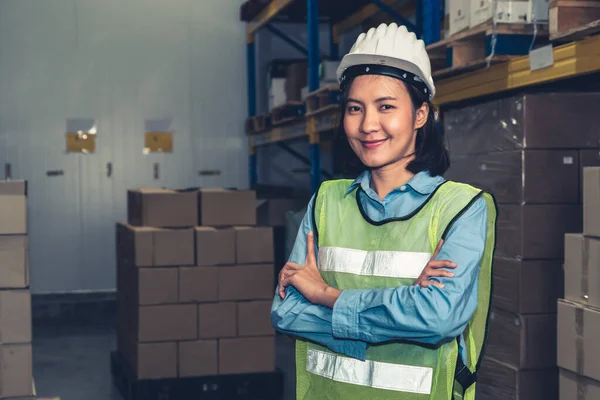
[557,299,600,382]
[0,344,33,398]
[117,333,177,379]
[117,261,178,306]
[195,227,235,266]
[470,0,547,27]
[235,227,274,264]
[559,369,600,400]
[447,150,579,204]
[238,301,275,337]
[584,167,600,237]
[449,0,470,35]
[178,340,218,377]
[0,181,26,196]
[486,308,556,369]
[0,190,26,234]
[179,267,219,303]
[0,290,31,344]
[269,78,287,110]
[493,258,563,314]
[0,236,29,289]
[218,265,274,301]
[122,304,198,342]
[198,189,256,227]
[198,302,236,339]
[564,234,600,308]
[219,336,275,375]
[496,204,582,259]
[579,149,600,203]
[445,93,600,156]
[117,223,194,267]
[476,357,558,400]
[285,61,308,103]
[127,188,197,228]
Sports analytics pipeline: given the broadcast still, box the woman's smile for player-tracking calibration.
[360,138,388,149]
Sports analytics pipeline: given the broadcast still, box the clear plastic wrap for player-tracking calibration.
[492,258,563,314]
[443,93,600,156]
[485,308,556,369]
[476,357,558,400]
[445,149,580,204]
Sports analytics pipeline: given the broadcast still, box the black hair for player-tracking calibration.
[333,75,450,178]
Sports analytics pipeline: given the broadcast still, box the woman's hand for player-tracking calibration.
[278,232,341,308]
[413,240,457,289]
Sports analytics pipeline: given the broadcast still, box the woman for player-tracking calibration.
[271,23,497,400]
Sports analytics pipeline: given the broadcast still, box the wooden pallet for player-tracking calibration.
[110,351,283,400]
[427,23,548,79]
[304,84,341,116]
[271,102,306,126]
[245,114,272,135]
[550,1,600,39]
[551,17,600,41]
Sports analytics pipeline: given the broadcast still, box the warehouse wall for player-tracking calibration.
[0,0,248,293]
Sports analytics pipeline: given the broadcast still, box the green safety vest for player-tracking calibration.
[295,179,497,400]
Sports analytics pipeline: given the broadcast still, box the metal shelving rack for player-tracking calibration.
[245,1,600,193]
[245,0,438,193]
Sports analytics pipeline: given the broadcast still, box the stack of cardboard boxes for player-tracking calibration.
[0,181,33,399]
[444,93,600,400]
[558,167,600,399]
[449,0,549,36]
[117,188,276,380]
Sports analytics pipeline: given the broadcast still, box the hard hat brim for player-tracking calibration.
[336,53,436,99]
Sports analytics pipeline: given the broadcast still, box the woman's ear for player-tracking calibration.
[414,102,429,130]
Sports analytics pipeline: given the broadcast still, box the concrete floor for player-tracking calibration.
[31,310,296,400]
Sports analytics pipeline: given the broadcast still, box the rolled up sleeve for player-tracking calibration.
[270,195,367,360]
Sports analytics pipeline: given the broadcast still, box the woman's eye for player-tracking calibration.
[380,104,394,111]
[347,106,361,113]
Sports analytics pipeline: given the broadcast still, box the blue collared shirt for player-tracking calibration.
[271,170,489,362]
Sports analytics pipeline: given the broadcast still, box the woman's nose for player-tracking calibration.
[360,108,379,134]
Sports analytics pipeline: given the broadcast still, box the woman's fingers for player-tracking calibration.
[427,260,457,269]
[306,232,316,265]
[424,269,455,278]
[420,280,445,289]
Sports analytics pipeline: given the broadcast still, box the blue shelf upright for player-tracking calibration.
[247,34,258,188]
[307,0,321,193]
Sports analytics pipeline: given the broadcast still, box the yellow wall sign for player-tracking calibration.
[144,132,173,153]
[66,132,96,153]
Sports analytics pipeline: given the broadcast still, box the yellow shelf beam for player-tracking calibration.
[333,0,404,38]
[247,0,295,37]
[435,34,600,106]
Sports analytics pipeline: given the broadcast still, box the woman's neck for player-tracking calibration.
[369,161,415,200]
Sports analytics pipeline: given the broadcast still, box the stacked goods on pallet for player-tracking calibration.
[558,167,600,399]
[435,0,549,78]
[444,92,600,400]
[549,0,600,39]
[116,188,276,381]
[0,180,33,399]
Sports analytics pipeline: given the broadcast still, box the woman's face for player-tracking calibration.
[343,75,428,170]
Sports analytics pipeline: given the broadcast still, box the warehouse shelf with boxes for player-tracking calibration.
[244,0,600,193]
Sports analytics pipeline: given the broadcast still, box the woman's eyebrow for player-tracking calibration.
[346,98,364,105]
[375,96,397,102]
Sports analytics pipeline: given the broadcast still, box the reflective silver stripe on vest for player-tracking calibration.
[306,348,433,394]
[318,246,431,279]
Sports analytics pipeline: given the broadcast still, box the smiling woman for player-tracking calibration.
[271,23,498,400]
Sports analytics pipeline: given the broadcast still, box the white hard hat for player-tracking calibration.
[337,23,435,100]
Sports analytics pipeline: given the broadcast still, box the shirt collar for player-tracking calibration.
[344,170,444,197]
